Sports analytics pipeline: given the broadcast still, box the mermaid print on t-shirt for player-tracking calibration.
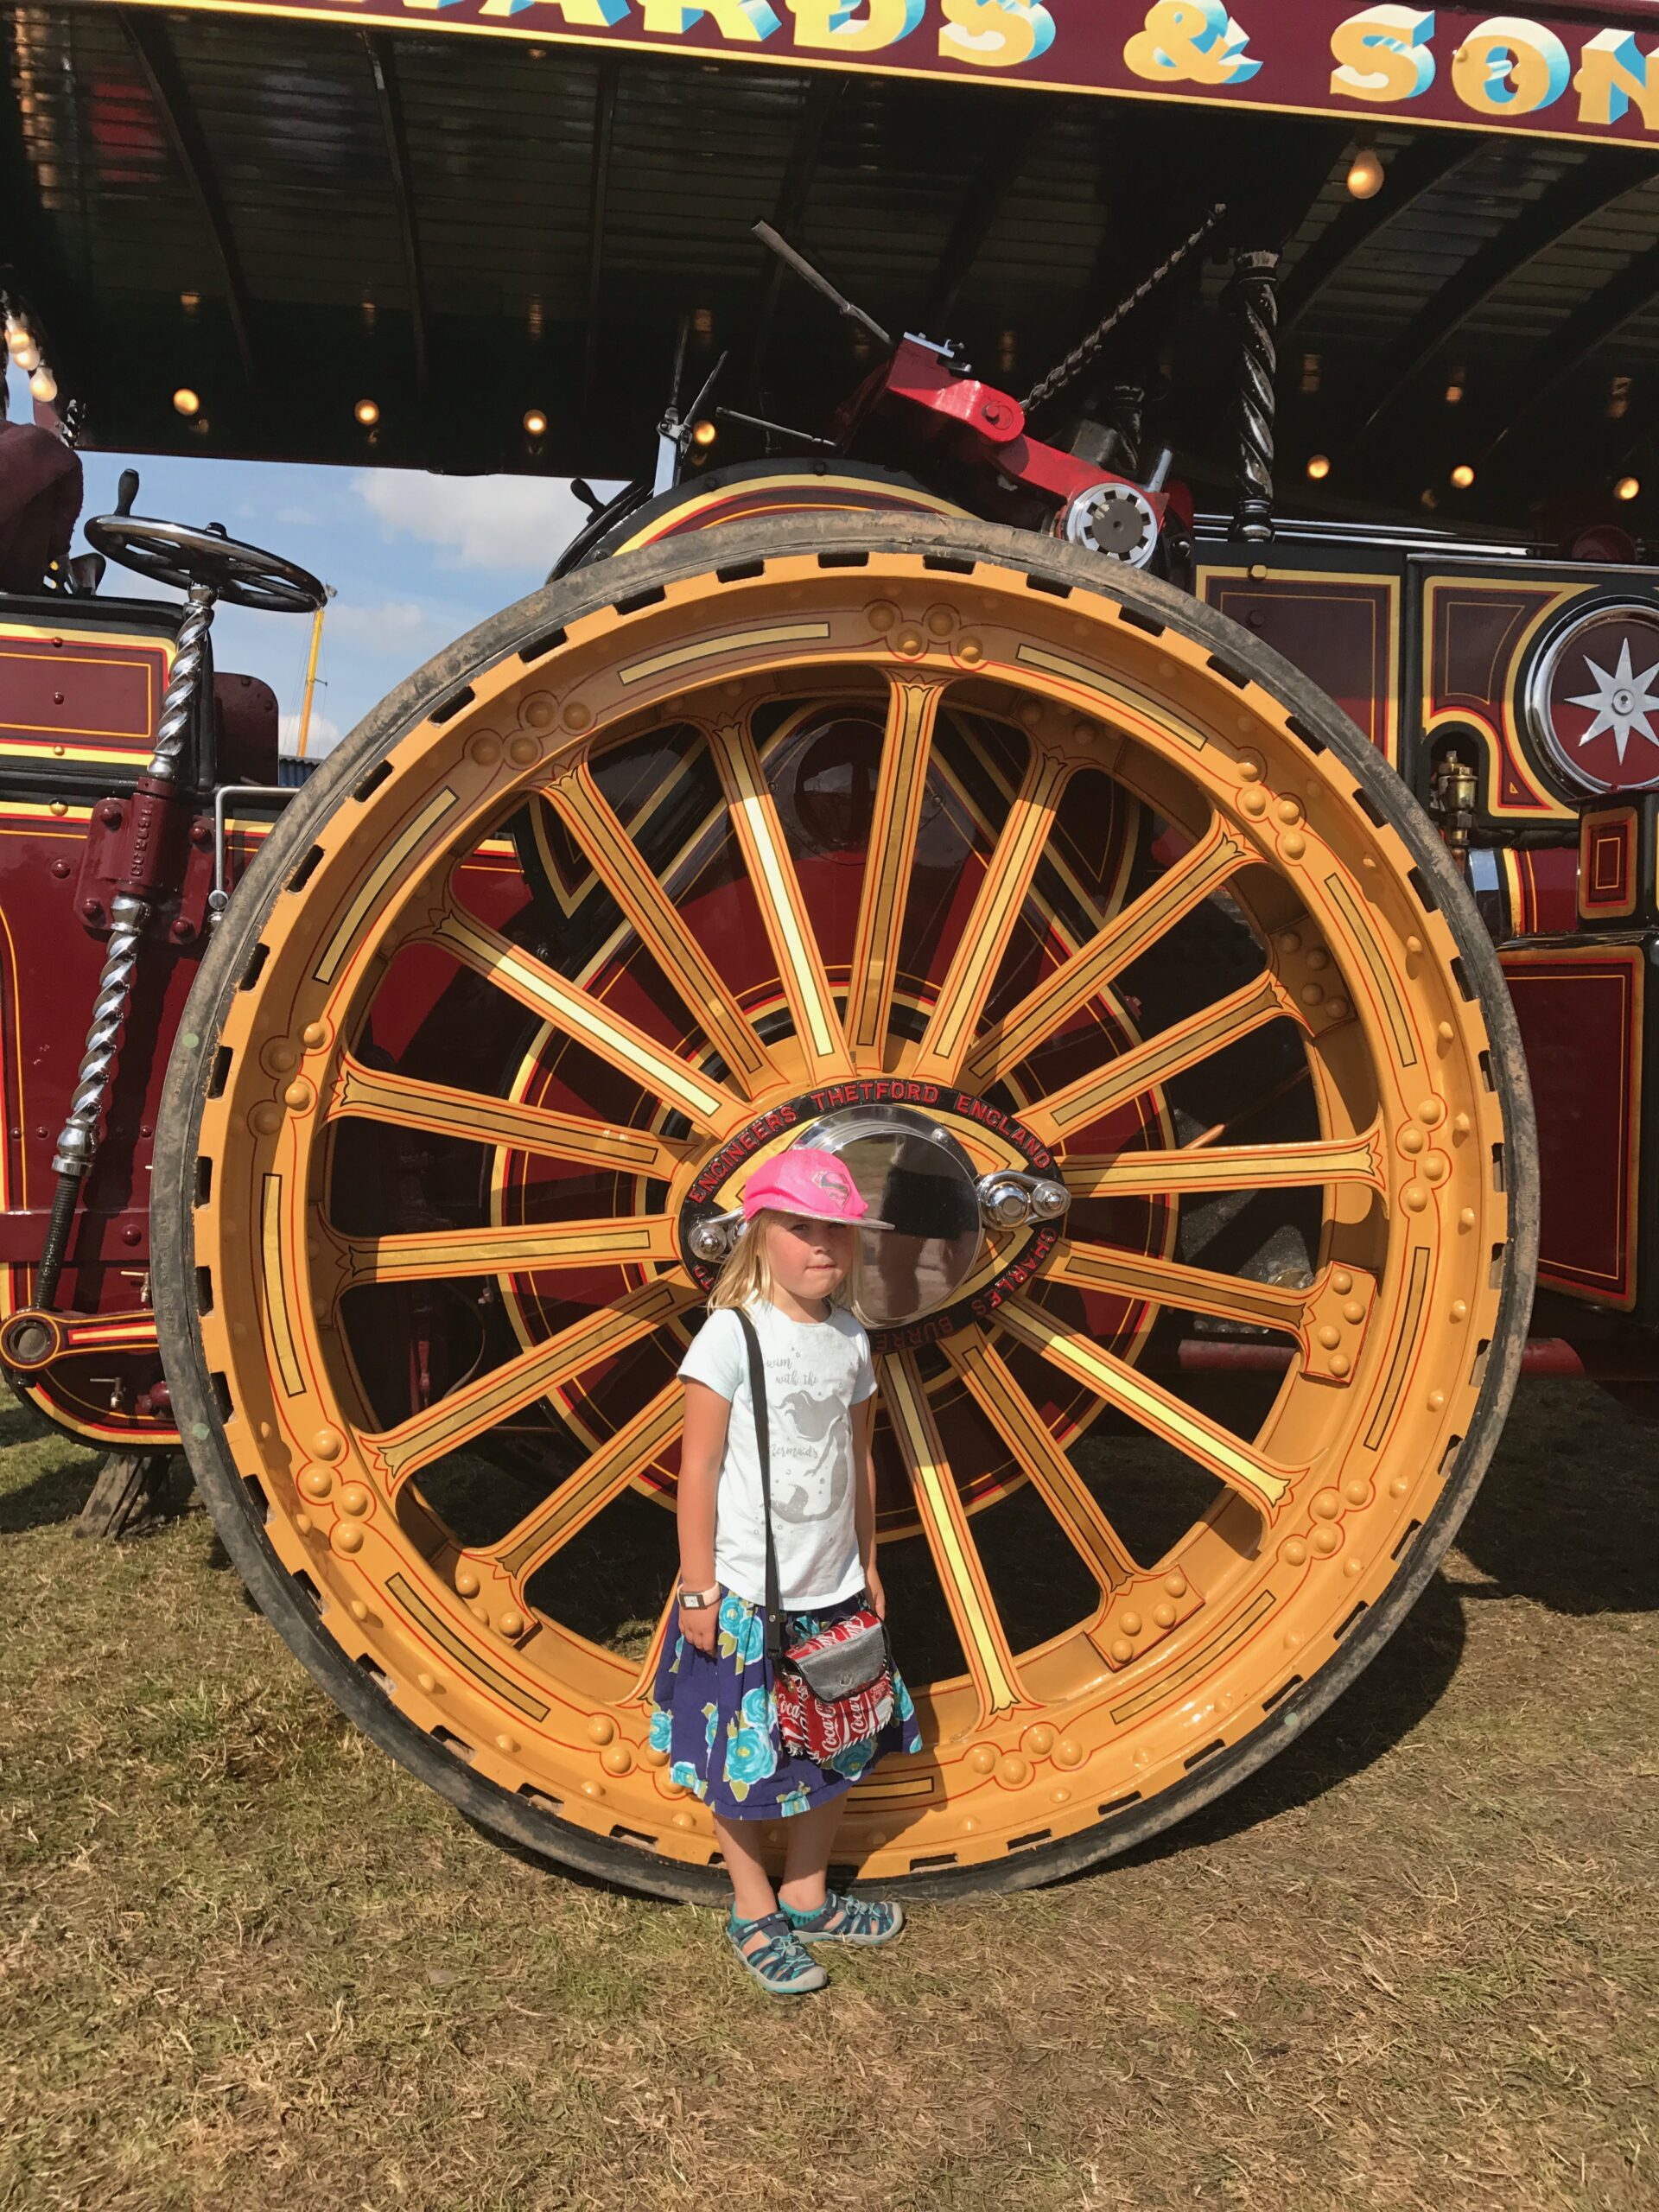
[774,1388,851,1525]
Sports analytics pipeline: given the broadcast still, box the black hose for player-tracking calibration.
[32,1168,83,1313]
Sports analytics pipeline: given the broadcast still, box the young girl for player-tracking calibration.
[647,1149,924,1995]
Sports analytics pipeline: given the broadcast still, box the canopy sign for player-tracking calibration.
[83,0,1659,145]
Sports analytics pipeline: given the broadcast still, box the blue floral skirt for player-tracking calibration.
[647,1589,924,1821]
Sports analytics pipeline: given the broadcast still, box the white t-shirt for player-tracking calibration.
[678,1300,876,1611]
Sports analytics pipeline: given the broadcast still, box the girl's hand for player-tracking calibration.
[679,1595,720,1654]
[865,1562,887,1620]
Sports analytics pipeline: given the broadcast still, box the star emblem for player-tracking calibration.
[1567,639,1659,765]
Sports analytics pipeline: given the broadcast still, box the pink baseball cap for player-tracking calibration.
[741,1148,891,1229]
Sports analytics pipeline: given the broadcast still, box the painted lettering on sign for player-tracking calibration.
[1320,7,1656,124]
[1124,2,1262,86]
[1329,8,1437,101]
[87,0,1659,143]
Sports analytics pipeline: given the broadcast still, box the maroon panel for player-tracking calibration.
[0,622,168,765]
[1510,847,1580,936]
[1503,946,1642,1308]
[1578,807,1637,921]
[1200,573,1396,761]
[1423,579,1576,820]
[213,671,280,787]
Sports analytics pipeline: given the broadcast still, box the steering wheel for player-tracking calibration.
[84,512,327,613]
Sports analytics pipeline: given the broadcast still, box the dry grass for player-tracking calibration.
[1,1381,1654,2212]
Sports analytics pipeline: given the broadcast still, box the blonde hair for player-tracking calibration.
[709,1208,862,1316]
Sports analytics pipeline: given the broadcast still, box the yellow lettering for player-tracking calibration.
[938,0,1054,67]
[789,0,920,48]
[1329,7,1436,103]
[1124,1,1261,86]
[639,0,779,35]
[1575,29,1659,130]
[474,0,630,17]
[1451,16,1569,116]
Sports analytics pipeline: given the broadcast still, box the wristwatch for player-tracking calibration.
[678,1584,719,1610]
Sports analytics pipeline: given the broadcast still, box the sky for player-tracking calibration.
[7,359,621,760]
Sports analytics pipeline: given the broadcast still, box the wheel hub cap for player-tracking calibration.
[677,1088,1071,1344]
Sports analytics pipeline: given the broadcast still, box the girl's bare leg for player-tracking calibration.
[712,1812,778,1928]
[776,1796,842,1915]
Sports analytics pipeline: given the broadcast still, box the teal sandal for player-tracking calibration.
[780,1891,906,1946]
[726,1910,829,1996]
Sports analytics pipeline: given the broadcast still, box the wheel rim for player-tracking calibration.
[171,525,1527,1893]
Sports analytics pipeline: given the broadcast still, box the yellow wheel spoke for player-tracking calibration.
[702,709,852,1083]
[1025,972,1294,1146]
[475,1382,684,1597]
[340,1213,679,1291]
[360,1278,698,1495]
[963,817,1251,1087]
[911,747,1073,1081]
[879,1348,1033,1726]
[327,1052,696,1180]
[620,1586,682,1708]
[1063,1123,1386,1203]
[941,1326,1136,1595]
[423,901,745,1135]
[542,760,778,1097]
[1047,1239,1308,1338]
[997,1294,1298,1517]
[846,672,947,1062]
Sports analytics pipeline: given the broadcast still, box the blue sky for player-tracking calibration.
[8,359,623,759]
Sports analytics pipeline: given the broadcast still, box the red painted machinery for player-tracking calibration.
[3,0,1657,1897]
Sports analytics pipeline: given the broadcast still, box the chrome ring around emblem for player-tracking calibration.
[679,1099,1071,1334]
[1523,596,1659,797]
[796,1104,987,1327]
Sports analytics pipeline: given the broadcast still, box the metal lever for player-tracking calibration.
[208,785,296,925]
[751,222,892,350]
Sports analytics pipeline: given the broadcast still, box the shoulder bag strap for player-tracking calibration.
[734,1310,784,1659]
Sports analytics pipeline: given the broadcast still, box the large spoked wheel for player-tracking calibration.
[153,518,1535,1900]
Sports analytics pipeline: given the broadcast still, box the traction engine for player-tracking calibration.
[0,220,1553,1899]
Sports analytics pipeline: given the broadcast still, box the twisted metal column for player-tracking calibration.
[147,582,213,779]
[1227,250,1280,543]
[51,893,150,1180]
[32,584,215,1311]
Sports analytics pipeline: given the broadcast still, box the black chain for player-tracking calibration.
[1020,203,1227,417]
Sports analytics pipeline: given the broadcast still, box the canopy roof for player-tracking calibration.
[5,0,1659,531]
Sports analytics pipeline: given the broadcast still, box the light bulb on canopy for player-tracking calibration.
[1451,463,1475,489]
[1616,475,1641,502]
[354,398,380,427]
[523,408,547,437]
[29,367,56,403]
[1346,147,1385,199]
[173,387,200,417]
[1306,454,1332,482]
